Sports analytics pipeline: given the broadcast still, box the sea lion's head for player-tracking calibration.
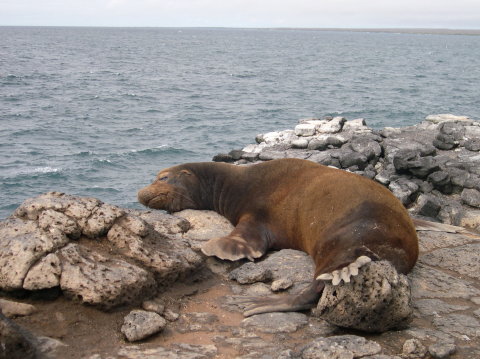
[137,165,199,212]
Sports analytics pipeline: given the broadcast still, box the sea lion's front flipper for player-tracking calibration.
[201,215,269,261]
[233,281,323,317]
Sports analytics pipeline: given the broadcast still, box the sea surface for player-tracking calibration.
[1,27,479,219]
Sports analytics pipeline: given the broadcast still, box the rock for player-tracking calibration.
[271,278,293,291]
[176,209,234,242]
[121,310,167,342]
[176,312,218,333]
[420,243,480,279]
[0,299,36,318]
[35,336,67,357]
[349,138,382,161]
[315,261,412,333]
[300,335,382,359]
[58,243,156,309]
[316,116,345,134]
[259,150,286,161]
[409,263,480,299]
[0,218,69,290]
[402,338,427,358]
[415,194,442,219]
[461,188,480,208]
[116,344,217,359]
[414,299,470,317]
[295,123,317,136]
[428,171,452,194]
[163,309,180,322]
[307,137,329,151]
[23,253,62,290]
[388,178,419,205]
[425,114,472,124]
[229,262,273,284]
[433,313,480,339]
[465,138,480,151]
[82,203,124,238]
[292,138,309,149]
[338,151,368,170]
[142,298,165,314]
[343,118,367,131]
[428,342,456,359]
[38,209,80,239]
[212,152,235,162]
[242,312,308,333]
[0,312,38,359]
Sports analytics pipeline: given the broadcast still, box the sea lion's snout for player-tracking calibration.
[137,184,169,209]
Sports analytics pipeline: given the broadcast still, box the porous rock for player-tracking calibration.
[242,312,308,333]
[121,309,167,342]
[315,261,412,333]
[58,243,156,309]
[300,335,381,359]
[23,253,62,290]
[0,218,68,290]
[428,342,456,359]
[175,209,234,242]
[229,262,273,284]
[388,178,419,205]
[402,338,427,358]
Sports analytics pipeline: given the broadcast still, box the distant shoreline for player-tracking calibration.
[274,28,480,36]
[0,26,479,36]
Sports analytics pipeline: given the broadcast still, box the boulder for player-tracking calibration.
[315,261,413,333]
[121,310,167,342]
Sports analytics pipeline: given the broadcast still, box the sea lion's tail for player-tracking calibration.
[412,217,478,236]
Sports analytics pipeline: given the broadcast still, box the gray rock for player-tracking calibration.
[315,261,412,333]
[414,299,470,317]
[425,114,472,124]
[428,171,452,194]
[349,138,382,161]
[176,312,218,333]
[307,137,329,150]
[428,342,456,359]
[301,335,381,359]
[0,312,38,359]
[338,150,368,170]
[121,310,167,342]
[420,243,480,279]
[258,150,286,161]
[410,263,480,299]
[163,309,180,322]
[465,138,480,151]
[343,118,368,131]
[117,344,217,359]
[229,262,273,284]
[295,123,317,136]
[415,194,442,218]
[402,338,427,358]
[388,178,419,205]
[461,188,480,208]
[433,313,480,339]
[242,312,308,333]
[292,138,309,149]
[241,151,259,162]
[316,116,346,134]
[58,243,156,309]
[0,299,36,318]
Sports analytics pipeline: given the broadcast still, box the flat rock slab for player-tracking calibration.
[300,335,382,359]
[420,243,480,278]
[241,312,308,333]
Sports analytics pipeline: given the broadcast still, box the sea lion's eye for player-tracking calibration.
[159,176,168,182]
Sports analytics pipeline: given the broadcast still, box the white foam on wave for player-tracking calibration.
[32,166,61,174]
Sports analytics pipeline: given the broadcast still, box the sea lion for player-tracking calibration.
[138,158,419,316]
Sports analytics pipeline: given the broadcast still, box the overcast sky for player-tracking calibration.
[1,0,479,28]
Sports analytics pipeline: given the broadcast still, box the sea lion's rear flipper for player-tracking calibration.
[201,215,269,261]
[413,217,477,235]
[233,281,323,317]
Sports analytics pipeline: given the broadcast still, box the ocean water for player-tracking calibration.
[1,27,480,219]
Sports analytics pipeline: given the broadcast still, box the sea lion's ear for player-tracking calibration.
[180,169,193,176]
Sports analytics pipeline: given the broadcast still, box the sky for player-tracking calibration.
[1,0,479,29]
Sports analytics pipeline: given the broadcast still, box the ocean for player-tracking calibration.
[1,27,479,219]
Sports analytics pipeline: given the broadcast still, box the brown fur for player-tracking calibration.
[138,158,419,314]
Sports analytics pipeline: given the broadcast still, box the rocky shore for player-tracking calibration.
[1,114,480,358]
